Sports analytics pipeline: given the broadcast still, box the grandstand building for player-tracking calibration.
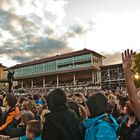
[0,63,7,90]
[7,49,104,89]
[100,63,125,89]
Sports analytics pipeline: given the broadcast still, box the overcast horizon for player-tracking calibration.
[0,0,140,67]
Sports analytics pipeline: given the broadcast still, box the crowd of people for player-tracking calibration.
[0,49,139,140]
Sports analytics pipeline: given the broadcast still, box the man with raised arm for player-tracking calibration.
[122,49,140,121]
[7,69,14,93]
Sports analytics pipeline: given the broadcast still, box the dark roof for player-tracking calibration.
[9,48,104,69]
[100,63,122,69]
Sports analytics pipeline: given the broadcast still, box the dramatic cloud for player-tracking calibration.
[2,0,140,68]
[0,0,93,66]
[63,21,94,39]
[13,37,72,63]
[0,0,68,62]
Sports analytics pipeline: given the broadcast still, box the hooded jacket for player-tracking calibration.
[84,113,119,140]
[84,93,119,140]
[41,88,83,140]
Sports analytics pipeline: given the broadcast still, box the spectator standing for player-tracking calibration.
[0,94,20,134]
[7,70,14,93]
[84,92,119,140]
[41,88,83,140]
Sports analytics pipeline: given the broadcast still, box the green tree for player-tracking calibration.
[132,52,140,87]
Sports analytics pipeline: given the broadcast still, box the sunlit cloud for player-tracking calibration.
[0,0,73,66]
[68,11,140,55]
[0,55,17,67]
[1,0,140,67]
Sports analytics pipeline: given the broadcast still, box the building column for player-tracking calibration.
[57,75,59,88]
[97,71,100,83]
[94,72,96,83]
[92,72,94,83]
[96,71,98,83]
[43,77,45,87]
[98,71,101,83]
[31,79,33,89]
[73,73,76,86]
[97,71,99,83]
[21,81,24,89]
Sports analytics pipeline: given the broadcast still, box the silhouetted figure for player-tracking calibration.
[7,70,14,93]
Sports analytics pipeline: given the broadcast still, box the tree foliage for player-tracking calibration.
[132,52,140,88]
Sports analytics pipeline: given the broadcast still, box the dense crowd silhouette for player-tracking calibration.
[0,49,140,140]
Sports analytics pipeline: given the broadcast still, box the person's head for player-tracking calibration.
[22,111,35,125]
[21,101,28,110]
[123,100,135,116]
[107,100,116,114]
[27,100,36,112]
[0,94,3,100]
[33,94,39,100]
[86,93,108,118]
[26,120,42,140]
[8,69,11,73]
[46,88,67,111]
[3,94,17,108]
[40,109,50,123]
[68,101,81,119]
[35,104,43,114]
[79,104,87,121]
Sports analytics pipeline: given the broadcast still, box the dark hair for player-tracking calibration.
[68,101,81,119]
[33,94,39,100]
[107,100,116,114]
[6,94,17,107]
[22,111,35,125]
[27,120,42,137]
[86,93,108,118]
[19,97,26,104]
[46,88,67,111]
[125,100,135,116]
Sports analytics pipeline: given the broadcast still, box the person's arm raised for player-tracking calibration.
[122,49,140,120]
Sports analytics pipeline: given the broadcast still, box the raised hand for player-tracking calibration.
[122,49,133,71]
[122,49,140,121]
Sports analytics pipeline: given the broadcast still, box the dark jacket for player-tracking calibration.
[41,106,83,140]
[118,117,140,140]
[129,122,140,140]
[5,118,26,138]
[7,71,14,82]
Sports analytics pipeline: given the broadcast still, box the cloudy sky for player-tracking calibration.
[0,0,140,67]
